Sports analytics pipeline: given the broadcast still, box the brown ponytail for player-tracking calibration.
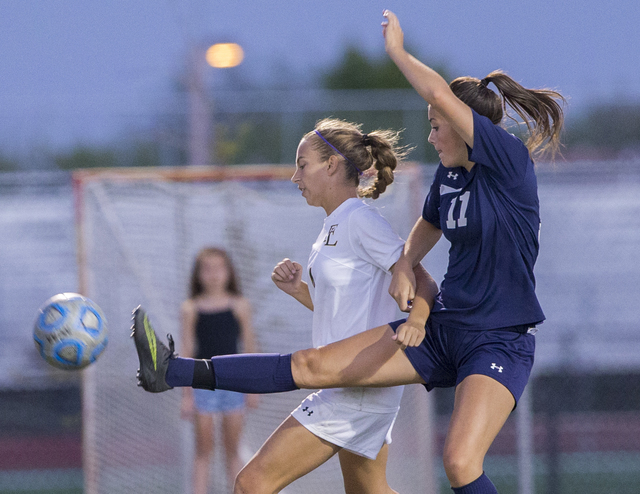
[450,70,566,159]
[305,118,410,199]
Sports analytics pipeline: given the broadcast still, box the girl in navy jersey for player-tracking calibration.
[133,10,564,494]
[381,10,564,493]
[180,247,258,494]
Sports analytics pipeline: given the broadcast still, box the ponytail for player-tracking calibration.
[451,71,566,159]
[360,131,401,199]
[307,118,410,199]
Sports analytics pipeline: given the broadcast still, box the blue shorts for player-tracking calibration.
[389,318,535,406]
[193,388,245,414]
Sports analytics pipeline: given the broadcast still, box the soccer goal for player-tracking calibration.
[74,164,437,494]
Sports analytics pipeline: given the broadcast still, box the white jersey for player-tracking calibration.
[304,197,404,412]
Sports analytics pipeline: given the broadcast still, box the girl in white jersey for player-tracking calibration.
[233,118,435,493]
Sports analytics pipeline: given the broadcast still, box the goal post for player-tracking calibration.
[74,164,436,494]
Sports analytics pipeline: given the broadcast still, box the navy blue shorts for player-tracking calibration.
[389,318,535,406]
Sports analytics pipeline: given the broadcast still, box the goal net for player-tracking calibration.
[75,164,436,494]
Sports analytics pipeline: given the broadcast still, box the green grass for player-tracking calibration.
[436,452,640,494]
[0,490,82,494]
[0,469,82,494]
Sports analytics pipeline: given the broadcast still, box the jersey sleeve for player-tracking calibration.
[468,109,531,188]
[348,207,404,272]
[422,166,442,228]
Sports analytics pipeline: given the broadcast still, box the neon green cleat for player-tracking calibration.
[131,306,175,393]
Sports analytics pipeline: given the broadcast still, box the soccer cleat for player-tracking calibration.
[131,306,175,393]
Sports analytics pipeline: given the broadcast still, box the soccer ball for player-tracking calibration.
[33,293,108,370]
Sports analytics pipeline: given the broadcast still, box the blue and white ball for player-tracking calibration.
[33,293,108,370]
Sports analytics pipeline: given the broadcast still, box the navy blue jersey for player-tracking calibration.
[423,110,545,330]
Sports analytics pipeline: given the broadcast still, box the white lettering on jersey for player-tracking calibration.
[446,191,471,229]
[440,184,463,196]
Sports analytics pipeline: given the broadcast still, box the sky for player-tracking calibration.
[1,0,639,157]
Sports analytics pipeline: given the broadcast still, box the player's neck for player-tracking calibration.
[321,188,358,216]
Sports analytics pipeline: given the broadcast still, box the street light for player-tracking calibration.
[188,42,244,167]
[205,43,244,69]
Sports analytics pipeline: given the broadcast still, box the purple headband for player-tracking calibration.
[314,130,363,175]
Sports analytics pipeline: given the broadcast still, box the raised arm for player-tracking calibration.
[382,10,474,147]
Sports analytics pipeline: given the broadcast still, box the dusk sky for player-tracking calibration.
[1,0,638,156]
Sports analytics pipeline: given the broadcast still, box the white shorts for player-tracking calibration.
[291,387,403,460]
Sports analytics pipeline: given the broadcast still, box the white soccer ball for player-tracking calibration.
[33,293,108,370]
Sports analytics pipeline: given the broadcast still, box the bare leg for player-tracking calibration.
[292,325,424,389]
[338,444,398,494]
[234,415,340,494]
[443,374,515,488]
[193,412,215,494]
[221,410,245,490]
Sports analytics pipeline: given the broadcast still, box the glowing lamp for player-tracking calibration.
[205,43,244,68]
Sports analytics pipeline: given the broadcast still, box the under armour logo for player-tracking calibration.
[447,171,458,180]
[490,363,503,373]
[302,406,313,416]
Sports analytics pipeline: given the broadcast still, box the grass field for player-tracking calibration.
[0,469,82,494]
[436,452,640,494]
[2,453,640,494]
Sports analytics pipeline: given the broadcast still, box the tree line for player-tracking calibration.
[1,46,638,171]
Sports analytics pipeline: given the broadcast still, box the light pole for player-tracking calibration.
[187,42,244,167]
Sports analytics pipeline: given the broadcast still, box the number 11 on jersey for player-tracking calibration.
[446,191,470,229]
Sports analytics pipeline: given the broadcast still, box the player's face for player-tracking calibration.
[427,107,469,169]
[292,138,331,208]
[198,253,230,293]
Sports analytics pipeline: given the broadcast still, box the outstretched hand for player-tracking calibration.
[271,258,304,296]
[382,10,404,57]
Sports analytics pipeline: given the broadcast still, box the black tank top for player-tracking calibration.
[194,309,241,359]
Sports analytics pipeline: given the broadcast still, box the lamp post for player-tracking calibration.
[187,42,244,167]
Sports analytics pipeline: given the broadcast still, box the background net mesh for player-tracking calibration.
[76,165,437,494]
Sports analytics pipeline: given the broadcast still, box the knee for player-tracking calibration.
[442,447,481,486]
[234,465,269,494]
[233,467,253,494]
[233,469,250,494]
[291,348,324,388]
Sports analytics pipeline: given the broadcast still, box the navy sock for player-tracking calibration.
[165,357,195,388]
[452,473,497,494]
[211,353,298,393]
[192,359,215,389]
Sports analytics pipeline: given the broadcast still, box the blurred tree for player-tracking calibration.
[0,154,18,172]
[565,103,640,158]
[54,147,119,170]
[214,115,282,165]
[323,45,450,90]
[128,142,163,168]
[53,142,165,170]
[321,45,450,163]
